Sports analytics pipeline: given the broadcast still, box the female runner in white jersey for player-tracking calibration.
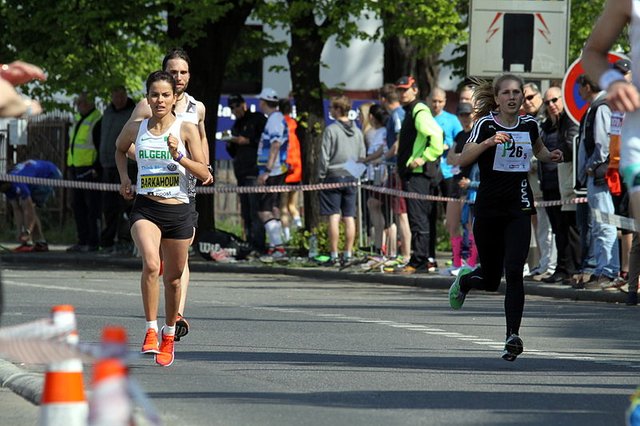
[115,71,209,367]
[448,74,563,361]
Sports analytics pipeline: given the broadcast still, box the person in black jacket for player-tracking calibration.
[227,94,267,253]
[393,76,444,274]
[99,85,136,252]
[538,86,581,283]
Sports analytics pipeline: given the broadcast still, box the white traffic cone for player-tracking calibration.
[89,326,132,426]
[38,305,88,426]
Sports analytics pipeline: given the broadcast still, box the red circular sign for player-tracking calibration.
[562,52,629,125]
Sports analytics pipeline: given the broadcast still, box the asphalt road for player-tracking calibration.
[1,264,639,425]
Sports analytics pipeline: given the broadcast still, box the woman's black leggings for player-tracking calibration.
[460,214,531,338]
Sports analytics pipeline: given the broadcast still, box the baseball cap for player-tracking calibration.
[456,102,473,115]
[395,76,416,89]
[613,58,631,75]
[258,88,279,102]
[227,94,245,106]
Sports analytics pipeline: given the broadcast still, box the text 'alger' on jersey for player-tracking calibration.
[135,118,190,203]
[466,113,539,217]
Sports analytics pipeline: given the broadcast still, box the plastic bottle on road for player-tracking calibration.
[308,234,318,260]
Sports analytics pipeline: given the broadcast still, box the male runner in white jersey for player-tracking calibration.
[127,48,213,341]
[583,1,640,226]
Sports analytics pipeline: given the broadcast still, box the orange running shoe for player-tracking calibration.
[155,328,175,367]
[141,328,160,354]
[175,314,189,342]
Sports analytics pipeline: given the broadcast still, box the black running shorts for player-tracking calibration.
[130,196,194,240]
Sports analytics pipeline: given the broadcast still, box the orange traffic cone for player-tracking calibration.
[39,305,88,426]
[89,326,132,426]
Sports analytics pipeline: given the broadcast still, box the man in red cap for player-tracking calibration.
[393,76,444,273]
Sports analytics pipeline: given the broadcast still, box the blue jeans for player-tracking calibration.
[587,177,620,277]
[575,202,595,273]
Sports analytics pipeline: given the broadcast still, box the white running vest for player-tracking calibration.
[177,93,199,125]
[177,93,200,197]
[135,118,189,203]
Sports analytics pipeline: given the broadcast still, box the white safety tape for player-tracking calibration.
[0,174,459,201]
[4,173,634,233]
[534,197,588,207]
[591,208,639,232]
[0,174,356,193]
[360,184,466,203]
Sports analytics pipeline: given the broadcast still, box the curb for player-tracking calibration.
[0,359,43,405]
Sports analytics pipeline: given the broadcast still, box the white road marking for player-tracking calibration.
[245,304,640,370]
[4,280,139,297]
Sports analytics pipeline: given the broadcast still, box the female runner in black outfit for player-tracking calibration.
[448,74,563,361]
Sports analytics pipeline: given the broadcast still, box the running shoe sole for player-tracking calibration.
[175,315,190,341]
[141,329,160,354]
[502,334,524,362]
[155,327,175,367]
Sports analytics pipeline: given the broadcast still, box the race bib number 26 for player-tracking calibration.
[492,131,532,172]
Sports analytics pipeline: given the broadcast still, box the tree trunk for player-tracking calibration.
[167,4,255,232]
[383,32,439,99]
[383,35,416,83]
[288,11,327,231]
[417,53,440,99]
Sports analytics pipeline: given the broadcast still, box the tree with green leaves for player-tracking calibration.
[0,0,166,108]
[381,0,462,96]
[569,0,629,62]
[0,1,262,230]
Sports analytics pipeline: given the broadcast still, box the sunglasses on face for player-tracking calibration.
[525,94,537,101]
[543,97,561,106]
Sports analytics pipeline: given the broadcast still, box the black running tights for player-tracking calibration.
[460,215,531,337]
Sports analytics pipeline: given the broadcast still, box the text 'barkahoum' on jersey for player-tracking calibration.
[140,174,179,188]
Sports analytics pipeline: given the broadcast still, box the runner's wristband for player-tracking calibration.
[599,69,626,91]
[174,152,184,162]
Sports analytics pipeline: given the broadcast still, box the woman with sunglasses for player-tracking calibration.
[521,83,544,118]
[448,74,563,361]
[521,82,557,281]
[538,87,581,286]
